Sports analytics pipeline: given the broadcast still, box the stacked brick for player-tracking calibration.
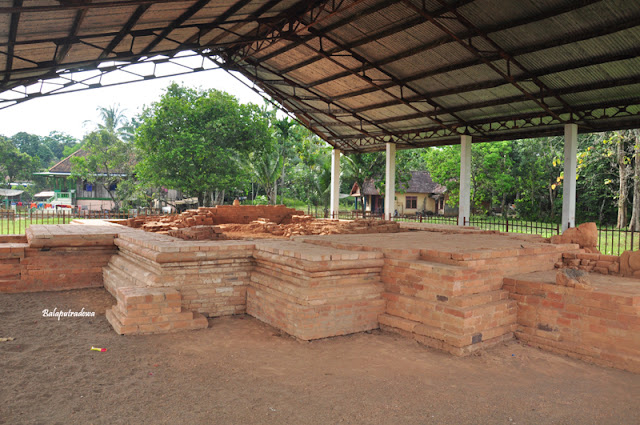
[167,225,224,240]
[104,232,255,317]
[224,218,401,238]
[105,286,207,334]
[300,233,575,355]
[247,241,386,340]
[504,270,640,373]
[559,252,621,275]
[0,241,26,292]
[0,225,119,293]
[380,258,517,355]
[125,205,307,233]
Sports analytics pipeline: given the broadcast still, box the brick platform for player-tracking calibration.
[504,270,640,373]
[0,225,120,293]
[105,286,208,335]
[298,232,577,355]
[3,222,638,372]
[247,241,386,340]
[104,232,255,317]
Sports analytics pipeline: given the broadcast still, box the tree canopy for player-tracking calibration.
[134,83,271,206]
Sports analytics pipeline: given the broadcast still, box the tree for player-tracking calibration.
[629,130,640,230]
[246,147,283,205]
[134,83,270,206]
[70,130,134,211]
[88,104,134,141]
[0,136,37,183]
[10,132,54,168]
[422,145,461,207]
[42,131,80,161]
[342,152,385,214]
[294,132,331,213]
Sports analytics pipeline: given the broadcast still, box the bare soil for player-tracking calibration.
[1,288,639,425]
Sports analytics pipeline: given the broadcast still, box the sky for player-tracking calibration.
[0,68,267,140]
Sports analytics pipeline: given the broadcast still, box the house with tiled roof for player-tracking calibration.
[34,149,127,211]
[350,171,455,216]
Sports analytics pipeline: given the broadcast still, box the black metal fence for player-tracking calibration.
[0,209,159,235]
[4,207,640,256]
[320,211,640,256]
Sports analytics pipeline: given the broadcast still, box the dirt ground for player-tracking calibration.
[1,289,639,425]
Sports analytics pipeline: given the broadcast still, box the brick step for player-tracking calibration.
[383,259,502,297]
[420,250,561,274]
[254,261,382,286]
[379,313,515,356]
[253,250,384,273]
[247,286,384,341]
[106,307,208,335]
[106,285,208,335]
[383,283,509,308]
[250,271,384,305]
[103,264,145,297]
[384,293,516,335]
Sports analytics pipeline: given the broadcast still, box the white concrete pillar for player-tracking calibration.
[330,148,341,218]
[385,143,396,220]
[562,123,578,231]
[458,135,472,226]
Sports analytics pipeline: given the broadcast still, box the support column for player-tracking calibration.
[385,143,396,220]
[562,123,578,231]
[458,135,472,226]
[330,148,341,218]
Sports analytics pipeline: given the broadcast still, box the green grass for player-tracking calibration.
[0,216,73,235]
[3,211,638,257]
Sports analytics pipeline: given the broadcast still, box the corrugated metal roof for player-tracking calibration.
[2,0,640,152]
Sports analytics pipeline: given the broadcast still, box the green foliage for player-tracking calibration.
[42,131,80,161]
[421,145,461,206]
[70,129,133,211]
[134,83,270,206]
[0,135,39,183]
[10,132,54,168]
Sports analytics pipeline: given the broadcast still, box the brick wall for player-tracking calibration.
[247,241,386,340]
[0,225,118,293]
[504,271,640,373]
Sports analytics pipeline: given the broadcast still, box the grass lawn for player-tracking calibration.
[3,210,639,257]
[0,216,73,235]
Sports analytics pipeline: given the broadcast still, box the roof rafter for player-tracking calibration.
[54,1,92,64]
[236,56,409,147]
[99,5,151,59]
[255,0,396,64]
[314,0,602,90]
[3,0,23,83]
[278,0,476,75]
[140,0,215,54]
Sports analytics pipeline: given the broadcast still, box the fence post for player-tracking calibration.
[632,230,635,252]
[505,218,509,233]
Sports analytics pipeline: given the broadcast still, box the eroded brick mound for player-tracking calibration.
[618,250,640,277]
[123,205,307,234]
[168,225,225,241]
[222,218,401,238]
[550,222,598,252]
[556,268,592,290]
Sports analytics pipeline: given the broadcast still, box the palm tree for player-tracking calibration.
[86,104,133,141]
[246,149,284,205]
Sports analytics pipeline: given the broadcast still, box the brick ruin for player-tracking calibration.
[0,206,638,373]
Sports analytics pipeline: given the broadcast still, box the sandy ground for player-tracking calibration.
[1,289,639,425]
